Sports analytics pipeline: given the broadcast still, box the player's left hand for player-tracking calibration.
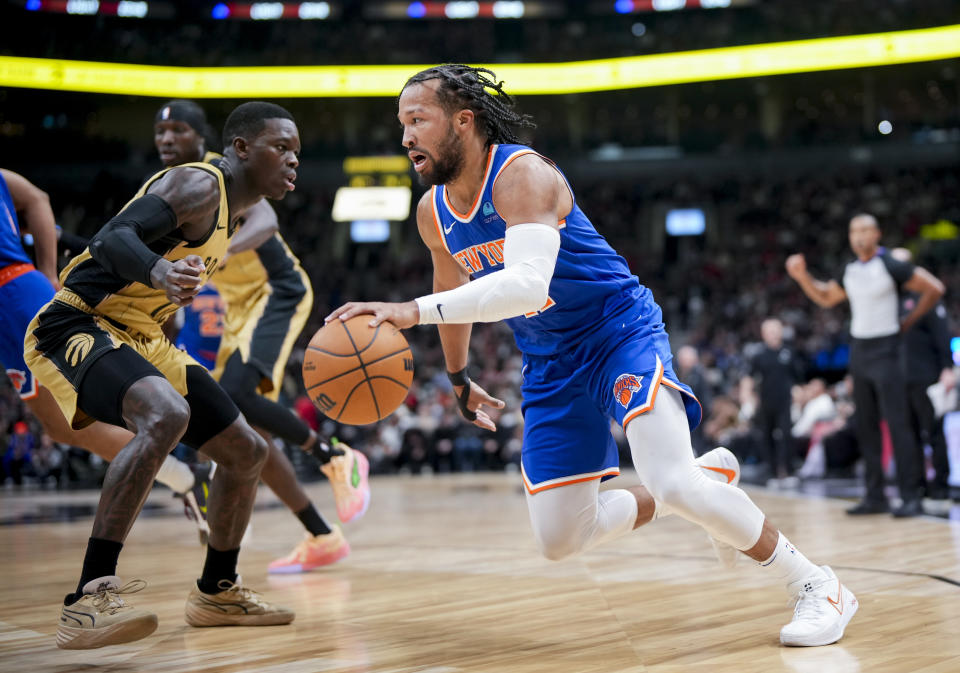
[453,380,506,431]
[325,301,420,329]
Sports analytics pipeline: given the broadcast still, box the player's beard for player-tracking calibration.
[420,124,464,186]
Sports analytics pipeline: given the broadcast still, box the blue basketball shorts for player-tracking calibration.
[0,266,56,399]
[519,313,702,495]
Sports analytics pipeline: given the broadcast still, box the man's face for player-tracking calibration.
[154,120,204,167]
[761,319,782,348]
[240,118,300,200]
[848,216,881,258]
[398,82,466,186]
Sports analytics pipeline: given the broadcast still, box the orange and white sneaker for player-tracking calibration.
[781,566,858,646]
[697,447,742,569]
[320,444,370,523]
[268,526,351,574]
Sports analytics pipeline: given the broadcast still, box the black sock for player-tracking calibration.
[197,545,240,595]
[296,503,332,536]
[66,537,124,605]
[308,436,344,465]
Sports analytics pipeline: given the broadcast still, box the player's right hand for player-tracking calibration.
[153,254,205,306]
[325,301,420,329]
[784,253,807,280]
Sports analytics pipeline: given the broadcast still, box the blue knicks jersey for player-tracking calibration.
[175,284,225,370]
[0,173,32,268]
[431,144,641,355]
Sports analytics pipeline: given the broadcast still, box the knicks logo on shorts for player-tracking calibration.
[6,369,27,392]
[65,333,95,367]
[613,373,643,409]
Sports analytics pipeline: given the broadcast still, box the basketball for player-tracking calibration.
[302,315,414,425]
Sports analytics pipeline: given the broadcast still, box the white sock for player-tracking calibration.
[759,532,827,590]
[155,455,195,494]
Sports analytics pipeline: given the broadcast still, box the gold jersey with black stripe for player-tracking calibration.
[57,161,233,338]
[214,234,309,331]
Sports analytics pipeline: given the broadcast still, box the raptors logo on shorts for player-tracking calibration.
[613,373,643,409]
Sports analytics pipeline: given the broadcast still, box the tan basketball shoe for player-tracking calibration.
[184,577,295,627]
[56,576,158,649]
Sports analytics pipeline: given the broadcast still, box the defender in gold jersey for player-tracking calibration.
[158,100,365,573]
[25,102,299,650]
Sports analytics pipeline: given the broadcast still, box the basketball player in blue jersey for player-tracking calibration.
[0,169,205,506]
[26,103,299,649]
[329,65,858,648]
[156,100,363,571]
[174,283,225,369]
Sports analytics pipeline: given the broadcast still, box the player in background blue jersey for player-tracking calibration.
[174,283,225,370]
[0,169,203,500]
[329,65,858,648]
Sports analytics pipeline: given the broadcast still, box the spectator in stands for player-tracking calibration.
[3,421,34,487]
[31,433,64,488]
[748,318,805,488]
[675,345,713,454]
[792,379,839,479]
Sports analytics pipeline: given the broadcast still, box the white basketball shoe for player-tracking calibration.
[780,566,858,647]
[696,447,742,569]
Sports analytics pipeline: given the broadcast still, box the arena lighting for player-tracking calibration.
[4,24,960,97]
[611,0,738,13]
[66,0,99,14]
[21,0,162,15]
[393,1,532,19]
[209,2,333,19]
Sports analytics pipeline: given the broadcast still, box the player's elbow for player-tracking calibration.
[25,188,52,216]
[508,263,551,313]
[929,278,946,299]
[518,276,550,314]
[504,274,549,317]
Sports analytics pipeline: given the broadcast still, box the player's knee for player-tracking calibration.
[648,474,699,514]
[228,425,268,473]
[249,430,269,469]
[136,394,190,448]
[533,524,585,562]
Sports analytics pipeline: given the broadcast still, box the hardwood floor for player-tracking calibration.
[2,472,959,672]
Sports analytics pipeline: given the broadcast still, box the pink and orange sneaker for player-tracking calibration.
[267,526,351,574]
[320,444,370,523]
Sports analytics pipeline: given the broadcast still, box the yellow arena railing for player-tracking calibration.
[2,23,960,98]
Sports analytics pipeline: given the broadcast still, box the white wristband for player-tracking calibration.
[416,222,561,324]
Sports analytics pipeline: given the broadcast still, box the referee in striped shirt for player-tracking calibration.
[786,213,945,517]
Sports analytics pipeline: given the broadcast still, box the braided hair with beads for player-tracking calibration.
[402,64,536,147]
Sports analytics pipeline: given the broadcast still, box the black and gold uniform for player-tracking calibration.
[211,235,312,401]
[24,163,238,441]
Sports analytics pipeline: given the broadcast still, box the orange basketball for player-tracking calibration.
[302,315,414,425]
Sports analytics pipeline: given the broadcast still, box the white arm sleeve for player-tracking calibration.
[415,222,561,324]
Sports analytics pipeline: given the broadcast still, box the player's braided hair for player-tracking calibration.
[403,64,535,146]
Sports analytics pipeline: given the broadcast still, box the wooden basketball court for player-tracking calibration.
[2,473,959,672]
